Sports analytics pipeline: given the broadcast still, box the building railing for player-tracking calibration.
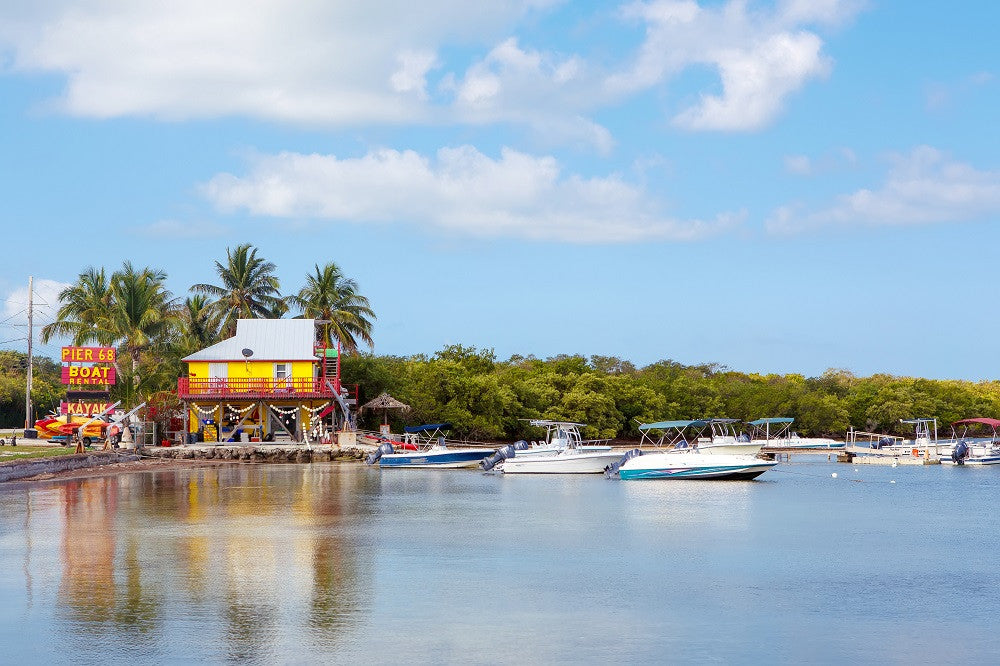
[178,377,336,399]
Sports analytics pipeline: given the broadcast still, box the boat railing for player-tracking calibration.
[846,429,904,447]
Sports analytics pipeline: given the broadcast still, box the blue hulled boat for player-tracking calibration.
[365,423,494,469]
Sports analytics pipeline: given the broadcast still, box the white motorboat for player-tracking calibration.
[513,419,613,457]
[749,417,843,449]
[607,420,777,481]
[637,419,762,456]
[613,450,777,480]
[497,447,625,474]
[941,418,1000,466]
[481,421,620,474]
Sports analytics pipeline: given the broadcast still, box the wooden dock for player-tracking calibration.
[836,446,942,465]
[758,448,844,462]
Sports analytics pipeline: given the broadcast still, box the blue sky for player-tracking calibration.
[1,1,998,380]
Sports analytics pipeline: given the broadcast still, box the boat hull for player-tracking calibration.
[697,442,764,456]
[500,450,623,474]
[378,448,490,469]
[940,457,1000,466]
[940,448,1000,465]
[617,452,777,480]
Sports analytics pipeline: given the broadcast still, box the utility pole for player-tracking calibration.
[25,276,33,432]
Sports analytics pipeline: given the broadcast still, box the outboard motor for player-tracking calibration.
[365,442,394,465]
[952,440,970,465]
[512,439,531,451]
[481,445,516,471]
[605,448,644,478]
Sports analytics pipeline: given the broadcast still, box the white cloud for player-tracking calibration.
[0,1,556,124]
[448,38,613,149]
[390,50,438,98]
[785,155,813,176]
[0,1,862,141]
[201,146,744,243]
[3,278,70,328]
[766,146,1000,234]
[611,0,857,131]
[672,32,830,131]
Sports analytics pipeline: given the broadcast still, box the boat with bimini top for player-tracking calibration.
[941,418,1000,466]
[606,420,778,481]
[749,417,842,449]
[365,423,493,468]
[627,418,762,456]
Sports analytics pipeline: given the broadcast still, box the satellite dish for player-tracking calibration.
[241,348,254,358]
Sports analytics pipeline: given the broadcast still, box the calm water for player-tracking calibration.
[2,459,999,664]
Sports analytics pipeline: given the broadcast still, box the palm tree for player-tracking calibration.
[289,262,375,354]
[41,263,176,407]
[191,244,282,337]
[177,294,219,353]
[108,262,175,371]
[106,263,177,404]
[40,267,114,346]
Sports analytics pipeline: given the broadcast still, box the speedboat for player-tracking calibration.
[513,419,613,457]
[613,451,777,480]
[365,423,493,468]
[481,421,621,474]
[607,419,777,481]
[941,418,1000,466]
[749,417,842,449]
[636,419,762,456]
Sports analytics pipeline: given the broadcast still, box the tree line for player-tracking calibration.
[344,346,1000,442]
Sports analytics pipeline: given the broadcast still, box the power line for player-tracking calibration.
[0,309,26,326]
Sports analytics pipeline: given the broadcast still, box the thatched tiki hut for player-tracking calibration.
[360,392,410,433]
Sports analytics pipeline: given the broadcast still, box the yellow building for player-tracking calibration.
[179,319,346,443]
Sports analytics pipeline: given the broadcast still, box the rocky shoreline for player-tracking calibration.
[140,444,370,463]
[0,444,372,484]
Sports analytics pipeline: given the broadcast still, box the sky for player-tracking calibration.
[1,1,998,381]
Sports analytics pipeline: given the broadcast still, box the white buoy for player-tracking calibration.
[831,472,838,478]
[891,462,898,468]
[890,480,896,484]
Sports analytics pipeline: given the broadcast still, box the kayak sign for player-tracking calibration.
[60,402,113,416]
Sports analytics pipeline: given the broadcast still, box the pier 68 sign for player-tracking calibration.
[60,346,117,386]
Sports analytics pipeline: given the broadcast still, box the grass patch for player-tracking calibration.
[0,445,78,461]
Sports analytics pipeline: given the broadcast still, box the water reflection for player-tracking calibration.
[8,462,1000,662]
[58,478,129,625]
[15,464,374,662]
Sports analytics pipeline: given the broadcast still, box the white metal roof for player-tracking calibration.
[182,319,317,362]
